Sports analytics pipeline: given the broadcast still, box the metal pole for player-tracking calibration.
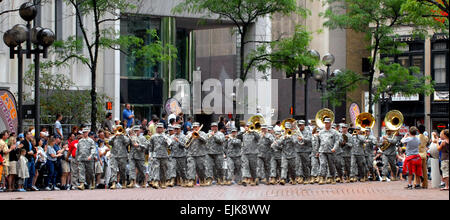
[34,50,40,141]
[304,71,308,122]
[326,65,330,109]
[292,71,296,117]
[17,46,23,134]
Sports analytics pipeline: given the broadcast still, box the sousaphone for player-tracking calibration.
[315,108,335,129]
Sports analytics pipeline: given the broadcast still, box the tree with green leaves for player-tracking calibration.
[402,0,449,32]
[321,0,435,114]
[49,0,176,131]
[173,0,308,81]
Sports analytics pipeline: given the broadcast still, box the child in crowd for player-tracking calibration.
[17,148,29,192]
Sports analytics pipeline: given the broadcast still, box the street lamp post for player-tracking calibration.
[3,2,55,139]
[322,53,335,109]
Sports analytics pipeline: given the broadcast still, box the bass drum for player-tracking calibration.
[429,143,440,159]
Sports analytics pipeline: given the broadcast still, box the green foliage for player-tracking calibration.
[402,0,449,33]
[375,58,435,103]
[23,66,111,125]
[324,70,368,107]
[248,26,318,79]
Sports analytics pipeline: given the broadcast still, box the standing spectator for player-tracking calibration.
[397,148,406,181]
[122,104,135,128]
[34,138,46,189]
[418,125,429,188]
[45,137,63,191]
[54,114,64,140]
[438,129,449,191]
[68,132,80,190]
[148,116,159,136]
[274,121,282,133]
[102,113,114,132]
[401,126,422,189]
[218,116,226,132]
[160,113,168,129]
[0,130,10,191]
[183,116,192,134]
[140,118,148,130]
[7,136,20,192]
[54,137,64,188]
[60,140,71,190]
[17,148,29,192]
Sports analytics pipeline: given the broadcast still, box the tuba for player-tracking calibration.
[315,108,335,129]
[247,115,265,132]
[381,110,404,151]
[355,112,376,134]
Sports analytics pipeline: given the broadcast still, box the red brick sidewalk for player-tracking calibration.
[0,181,448,200]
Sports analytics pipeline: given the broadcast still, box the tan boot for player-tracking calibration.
[269,177,276,185]
[314,176,320,183]
[123,181,128,188]
[127,180,135,188]
[335,177,341,183]
[297,177,304,184]
[169,178,175,187]
[153,181,160,189]
[110,182,116,190]
[279,179,286,185]
[391,176,397,181]
[289,178,297,185]
[90,181,95,190]
[254,178,259,186]
[310,177,316,184]
[77,183,85,190]
[318,177,325,185]
[331,177,337,185]
[304,177,310,185]
[360,177,365,182]
[326,177,332,184]
[261,178,267,185]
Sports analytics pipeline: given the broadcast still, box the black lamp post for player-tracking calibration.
[322,53,335,109]
[3,2,55,139]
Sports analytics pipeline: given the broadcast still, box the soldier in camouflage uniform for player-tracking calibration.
[363,128,377,181]
[170,124,187,186]
[206,123,226,185]
[148,123,173,189]
[295,120,312,184]
[225,128,242,185]
[350,127,367,182]
[274,122,298,185]
[317,118,340,185]
[185,122,211,187]
[257,125,274,184]
[381,129,400,181]
[269,130,283,184]
[166,126,177,187]
[127,126,148,188]
[310,127,321,184]
[332,125,345,183]
[109,125,131,189]
[340,124,353,183]
[238,122,261,186]
[76,128,97,190]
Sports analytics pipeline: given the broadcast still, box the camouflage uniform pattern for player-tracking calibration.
[341,132,353,178]
[295,127,312,178]
[318,129,340,178]
[270,137,283,179]
[185,131,210,181]
[310,133,320,177]
[76,138,96,184]
[275,134,298,180]
[149,133,173,182]
[350,134,367,179]
[226,136,242,183]
[238,131,260,179]
[257,132,274,180]
[364,135,378,177]
[170,133,187,181]
[206,131,226,181]
[109,135,130,184]
[128,135,148,181]
[382,135,400,177]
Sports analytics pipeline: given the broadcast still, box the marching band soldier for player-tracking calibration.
[269,130,283,185]
[381,129,400,181]
[364,128,378,181]
[76,128,97,190]
[310,127,320,184]
[350,127,367,182]
[276,122,298,185]
[148,123,174,189]
[170,124,187,186]
[225,128,242,185]
[166,126,177,187]
[185,122,211,187]
[109,125,131,189]
[295,120,312,184]
[317,118,340,185]
[257,125,274,184]
[332,126,345,184]
[340,124,353,183]
[239,122,261,186]
[127,126,148,188]
[206,123,226,185]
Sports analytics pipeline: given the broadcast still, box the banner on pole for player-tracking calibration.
[0,89,18,133]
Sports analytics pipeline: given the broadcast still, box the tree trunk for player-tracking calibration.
[91,66,97,132]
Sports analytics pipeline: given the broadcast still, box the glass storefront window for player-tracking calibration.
[412,55,424,74]
[120,16,161,79]
[398,56,410,68]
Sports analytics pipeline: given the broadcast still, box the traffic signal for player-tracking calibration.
[106,102,112,110]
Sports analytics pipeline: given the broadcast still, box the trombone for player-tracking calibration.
[185,124,203,148]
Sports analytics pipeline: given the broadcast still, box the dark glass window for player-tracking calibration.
[120,16,161,78]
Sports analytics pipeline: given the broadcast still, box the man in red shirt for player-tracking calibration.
[68,132,82,190]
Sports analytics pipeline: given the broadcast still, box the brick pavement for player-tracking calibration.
[0,181,448,200]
